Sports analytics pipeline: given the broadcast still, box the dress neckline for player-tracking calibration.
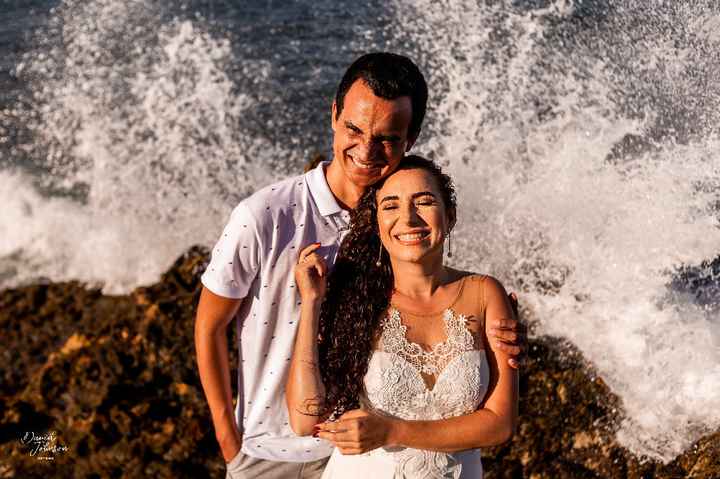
[389,274,470,317]
[377,307,478,390]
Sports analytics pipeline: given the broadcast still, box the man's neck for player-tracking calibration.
[324,159,366,210]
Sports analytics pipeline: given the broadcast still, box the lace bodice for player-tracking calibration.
[359,302,490,478]
[363,306,489,419]
[380,308,477,378]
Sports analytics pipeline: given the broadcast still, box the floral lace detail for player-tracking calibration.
[358,308,490,478]
[391,449,461,479]
[379,308,476,377]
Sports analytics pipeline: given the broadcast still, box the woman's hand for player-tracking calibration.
[314,409,397,455]
[295,243,328,302]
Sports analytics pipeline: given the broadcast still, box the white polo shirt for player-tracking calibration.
[201,162,350,462]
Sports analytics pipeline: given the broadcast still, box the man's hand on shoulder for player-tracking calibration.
[488,292,527,369]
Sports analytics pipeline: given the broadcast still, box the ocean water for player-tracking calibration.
[1,0,718,464]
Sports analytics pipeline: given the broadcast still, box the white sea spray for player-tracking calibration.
[386,0,720,462]
[1,0,280,292]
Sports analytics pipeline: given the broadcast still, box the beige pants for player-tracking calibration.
[225,451,329,479]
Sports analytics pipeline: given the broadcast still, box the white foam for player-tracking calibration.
[1,0,281,293]
[0,170,206,291]
[390,0,720,462]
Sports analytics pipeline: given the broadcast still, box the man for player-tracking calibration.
[195,52,525,479]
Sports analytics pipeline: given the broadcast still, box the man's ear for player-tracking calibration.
[331,101,338,132]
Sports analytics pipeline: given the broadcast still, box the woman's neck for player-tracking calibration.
[390,253,450,301]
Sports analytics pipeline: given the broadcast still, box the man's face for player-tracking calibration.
[331,80,414,189]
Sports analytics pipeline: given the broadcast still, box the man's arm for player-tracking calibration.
[195,202,263,461]
[195,287,243,462]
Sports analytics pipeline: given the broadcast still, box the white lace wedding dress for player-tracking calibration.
[321,303,490,479]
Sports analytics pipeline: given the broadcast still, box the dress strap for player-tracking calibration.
[470,274,488,330]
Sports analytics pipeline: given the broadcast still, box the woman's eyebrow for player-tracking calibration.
[379,192,436,204]
[379,195,399,204]
[411,191,436,200]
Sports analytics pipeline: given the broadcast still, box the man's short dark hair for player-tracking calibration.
[334,52,428,141]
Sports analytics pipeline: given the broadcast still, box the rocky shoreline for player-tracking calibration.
[1,247,718,478]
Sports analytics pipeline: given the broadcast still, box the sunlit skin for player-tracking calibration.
[376,168,454,281]
[325,80,415,210]
[289,166,519,454]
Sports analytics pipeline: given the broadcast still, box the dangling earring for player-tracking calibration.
[376,242,383,267]
[446,231,453,258]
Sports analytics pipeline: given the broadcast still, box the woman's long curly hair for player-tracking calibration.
[317,155,457,416]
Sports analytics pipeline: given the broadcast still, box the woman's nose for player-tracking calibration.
[399,203,421,225]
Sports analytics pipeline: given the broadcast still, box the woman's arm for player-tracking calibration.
[286,243,329,436]
[316,276,519,453]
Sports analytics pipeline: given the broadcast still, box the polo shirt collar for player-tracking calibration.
[306,161,343,217]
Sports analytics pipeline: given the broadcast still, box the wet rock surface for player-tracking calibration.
[1,248,718,478]
[482,339,720,479]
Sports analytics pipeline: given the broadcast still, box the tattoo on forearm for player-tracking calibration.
[299,359,318,368]
[296,396,326,416]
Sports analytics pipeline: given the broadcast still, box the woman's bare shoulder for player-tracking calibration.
[447,268,487,284]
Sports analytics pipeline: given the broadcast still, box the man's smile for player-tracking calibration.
[348,155,383,171]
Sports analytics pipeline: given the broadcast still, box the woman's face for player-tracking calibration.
[375,168,452,265]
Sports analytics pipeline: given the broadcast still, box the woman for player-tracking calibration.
[287,155,518,478]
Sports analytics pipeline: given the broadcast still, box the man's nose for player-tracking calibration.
[355,140,380,164]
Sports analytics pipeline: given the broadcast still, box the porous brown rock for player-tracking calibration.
[1,247,718,478]
[483,338,719,479]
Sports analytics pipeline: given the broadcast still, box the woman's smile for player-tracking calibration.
[393,229,431,245]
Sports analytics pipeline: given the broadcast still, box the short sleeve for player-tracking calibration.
[201,203,262,299]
